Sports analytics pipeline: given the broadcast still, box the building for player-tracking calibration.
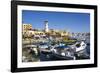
[28,30,45,37]
[44,21,49,32]
[23,24,32,30]
[22,21,71,39]
[22,24,32,35]
[49,29,69,37]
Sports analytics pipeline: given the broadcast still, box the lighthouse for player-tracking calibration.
[44,20,49,32]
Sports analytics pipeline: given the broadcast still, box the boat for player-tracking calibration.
[75,41,87,52]
[50,45,75,60]
[38,42,53,54]
[74,41,90,59]
[51,53,74,60]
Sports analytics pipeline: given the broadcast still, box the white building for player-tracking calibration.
[44,21,49,32]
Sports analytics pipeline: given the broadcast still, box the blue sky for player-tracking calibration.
[22,10,90,33]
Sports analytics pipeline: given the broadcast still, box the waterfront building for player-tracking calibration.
[22,21,71,39]
[22,24,32,35]
[23,24,32,30]
[28,30,45,37]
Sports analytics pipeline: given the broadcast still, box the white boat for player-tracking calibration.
[50,45,75,60]
[38,43,48,49]
[75,41,87,52]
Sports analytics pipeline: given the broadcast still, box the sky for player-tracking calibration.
[22,10,90,33]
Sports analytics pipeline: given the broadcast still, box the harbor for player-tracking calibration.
[22,33,90,62]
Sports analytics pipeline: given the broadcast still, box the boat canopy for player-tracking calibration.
[55,45,68,49]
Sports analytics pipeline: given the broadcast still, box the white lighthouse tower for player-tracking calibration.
[44,20,49,32]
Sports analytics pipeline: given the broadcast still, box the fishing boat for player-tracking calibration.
[50,45,75,60]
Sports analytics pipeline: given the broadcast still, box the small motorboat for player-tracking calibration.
[75,41,87,52]
[74,41,90,59]
[50,45,75,60]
